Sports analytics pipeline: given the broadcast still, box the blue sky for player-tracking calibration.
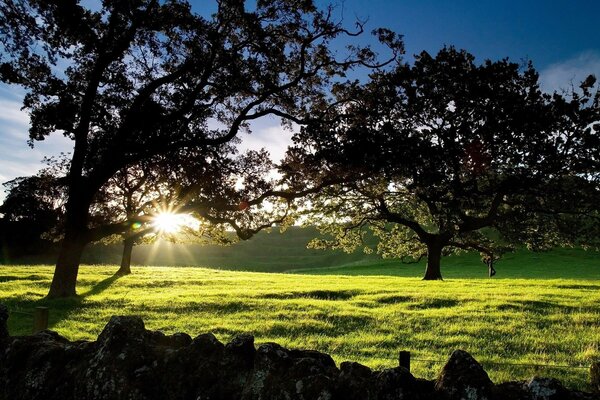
[1,0,600,202]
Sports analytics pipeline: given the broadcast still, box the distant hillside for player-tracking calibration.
[4,226,598,278]
[291,247,600,279]
[80,227,382,272]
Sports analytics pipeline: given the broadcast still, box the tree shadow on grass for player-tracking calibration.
[0,274,48,283]
[260,289,360,301]
[80,273,123,298]
[2,273,125,336]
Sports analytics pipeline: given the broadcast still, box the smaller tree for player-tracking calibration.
[0,145,303,271]
[0,155,172,272]
[0,174,64,227]
[0,172,65,259]
[96,145,298,274]
[285,47,600,279]
[91,161,170,275]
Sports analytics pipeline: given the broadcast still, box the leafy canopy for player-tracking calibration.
[284,47,600,278]
[0,0,402,295]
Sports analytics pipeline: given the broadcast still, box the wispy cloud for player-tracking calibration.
[0,85,73,201]
[539,51,600,93]
[238,120,294,163]
[0,100,29,131]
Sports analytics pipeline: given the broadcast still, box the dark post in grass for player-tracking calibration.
[33,307,49,333]
[399,350,411,372]
[0,304,8,340]
[592,362,600,392]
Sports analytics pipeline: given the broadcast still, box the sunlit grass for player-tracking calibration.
[1,264,599,390]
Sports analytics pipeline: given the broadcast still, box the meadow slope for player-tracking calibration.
[1,263,599,390]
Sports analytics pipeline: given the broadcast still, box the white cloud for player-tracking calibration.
[0,85,73,202]
[238,121,295,163]
[0,100,29,130]
[539,51,600,93]
[0,159,45,184]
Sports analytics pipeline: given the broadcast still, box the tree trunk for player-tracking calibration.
[423,239,444,280]
[117,236,134,275]
[47,73,100,298]
[48,231,86,298]
[47,187,91,298]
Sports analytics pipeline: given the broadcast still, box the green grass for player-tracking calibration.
[292,247,600,279]
[1,261,599,391]
[87,227,379,271]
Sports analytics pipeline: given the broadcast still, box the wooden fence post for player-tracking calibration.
[33,307,49,333]
[399,350,411,372]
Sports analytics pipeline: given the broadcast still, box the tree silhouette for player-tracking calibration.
[0,146,284,274]
[285,47,600,279]
[0,0,401,296]
[0,173,65,260]
[91,159,172,275]
[0,158,158,271]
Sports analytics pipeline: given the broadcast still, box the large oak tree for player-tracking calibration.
[285,47,600,279]
[0,0,401,296]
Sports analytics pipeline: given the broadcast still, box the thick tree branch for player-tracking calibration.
[376,196,430,241]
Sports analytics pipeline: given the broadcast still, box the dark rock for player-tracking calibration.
[147,330,192,348]
[526,377,568,400]
[591,362,600,393]
[242,343,339,400]
[492,381,532,400]
[0,304,8,341]
[337,361,374,400]
[435,349,493,400]
[82,316,156,399]
[242,343,289,399]
[569,390,600,400]
[225,333,256,369]
[1,330,89,400]
[169,332,192,347]
[289,348,338,369]
[176,332,226,399]
[374,367,421,400]
[96,315,146,350]
[191,332,225,356]
[340,361,372,379]
[1,314,598,400]
[414,378,437,400]
[32,329,71,343]
[183,333,258,400]
[254,342,292,370]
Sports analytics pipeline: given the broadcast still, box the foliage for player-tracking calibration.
[0,147,287,272]
[0,172,65,229]
[0,161,68,258]
[0,185,52,260]
[0,0,401,296]
[285,47,600,279]
[2,262,599,390]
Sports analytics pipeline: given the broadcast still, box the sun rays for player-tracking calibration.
[153,212,187,234]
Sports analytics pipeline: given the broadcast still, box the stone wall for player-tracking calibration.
[0,309,598,400]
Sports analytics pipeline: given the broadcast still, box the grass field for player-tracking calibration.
[1,251,599,390]
[292,247,600,279]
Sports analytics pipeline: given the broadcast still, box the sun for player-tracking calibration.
[153,212,186,234]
